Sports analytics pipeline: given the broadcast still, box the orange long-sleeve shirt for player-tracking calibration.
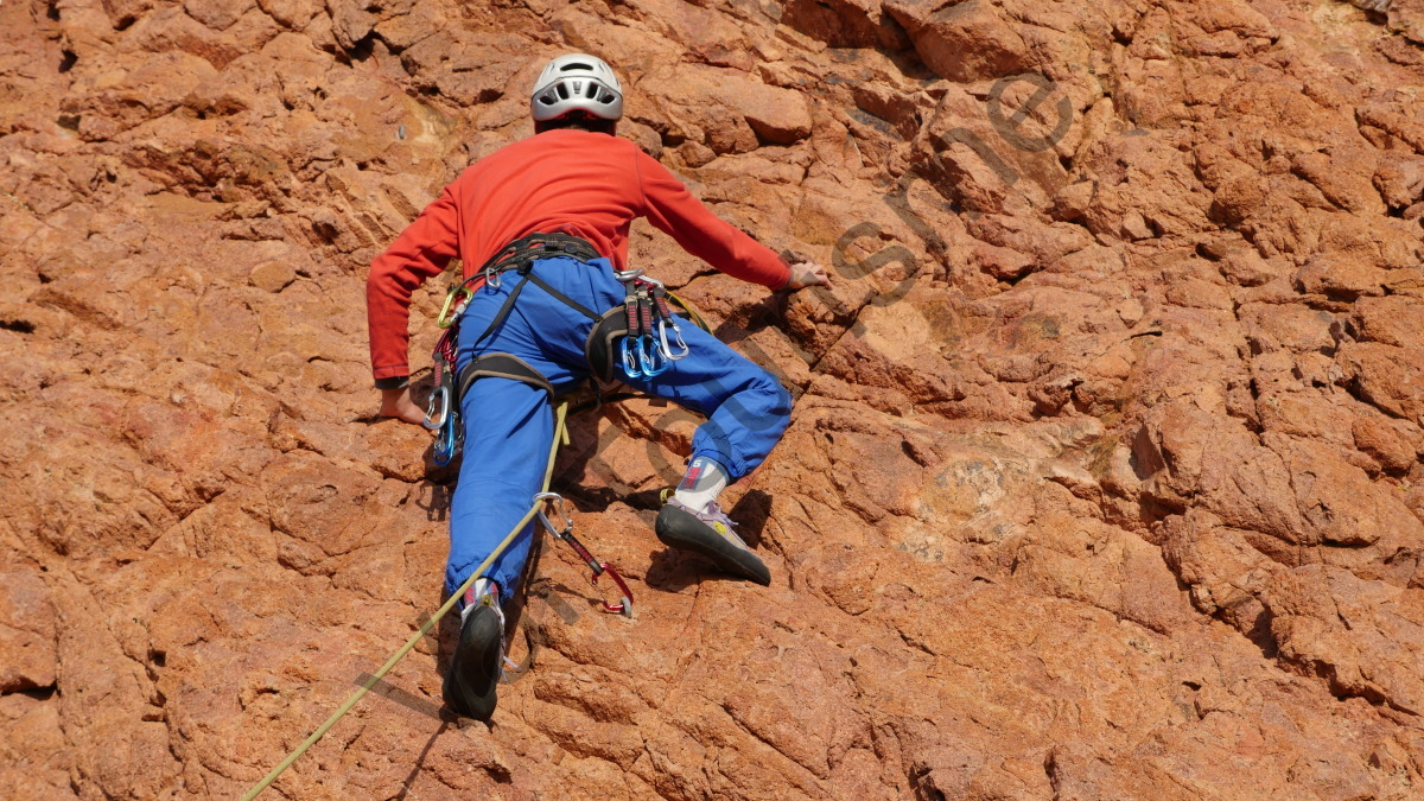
[366,129,792,382]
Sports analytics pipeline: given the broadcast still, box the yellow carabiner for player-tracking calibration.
[436,284,474,329]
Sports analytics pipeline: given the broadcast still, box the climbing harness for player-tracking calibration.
[534,491,633,616]
[426,233,601,465]
[426,232,710,465]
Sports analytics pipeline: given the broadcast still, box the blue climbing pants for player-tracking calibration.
[445,256,792,604]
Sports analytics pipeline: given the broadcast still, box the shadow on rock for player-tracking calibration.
[393,721,452,800]
[729,488,773,548]
[645,547,750,593]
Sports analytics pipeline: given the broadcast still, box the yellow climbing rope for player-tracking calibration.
[241,401,571,800]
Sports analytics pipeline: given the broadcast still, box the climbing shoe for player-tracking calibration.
[443,580,504,721]
[655,497,771,586]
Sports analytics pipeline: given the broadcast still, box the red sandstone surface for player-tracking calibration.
[3,0,1424,798]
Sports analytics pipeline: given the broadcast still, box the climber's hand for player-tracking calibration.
[379,386,427,426]
[784,261,831,290]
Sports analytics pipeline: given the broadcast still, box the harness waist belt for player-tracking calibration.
[478,232,602,279]
[466,232,604,357]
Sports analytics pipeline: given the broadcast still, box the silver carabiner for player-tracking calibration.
[534,491,573,535]
[613,268,645,283]
[658,318,690,360]
[423,384,449,430]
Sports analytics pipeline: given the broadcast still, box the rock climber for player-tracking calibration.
[365,53,830,721]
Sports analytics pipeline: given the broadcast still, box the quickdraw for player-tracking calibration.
[426,325,463,467]
[534,491,633,616]
[615,270,689,380]
[644,276,690,361]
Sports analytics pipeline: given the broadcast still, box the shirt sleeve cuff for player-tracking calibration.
[374,375,410,391]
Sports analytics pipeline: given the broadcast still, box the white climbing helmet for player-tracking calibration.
[529,53,624,123]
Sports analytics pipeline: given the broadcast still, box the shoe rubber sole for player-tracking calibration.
[442,604,501,720]
[655,503,772,586]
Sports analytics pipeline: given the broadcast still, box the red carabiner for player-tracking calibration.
[592,562,633,616]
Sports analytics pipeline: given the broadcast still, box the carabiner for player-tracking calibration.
[638,336,667,377]
[423,384,450,430]
[595,563,633,617]
[657,318,690,361]
[436,285,473,330]
[534,491,573,534]
[533,492,632,615]
[620,337,643,380]
[433,412,460,466]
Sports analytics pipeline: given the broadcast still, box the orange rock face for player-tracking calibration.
[3,0,1424,797]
